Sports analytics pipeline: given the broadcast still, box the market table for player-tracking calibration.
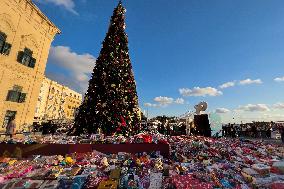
[0,143,169,158]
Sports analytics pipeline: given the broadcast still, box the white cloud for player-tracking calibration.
[144,103,152,107]
[144,97,184,108]
[219,81,235,89]
[239,78,262,85]
[47,46,96,93]
[263,113,284,119]
[179,87,223,97]
[237,104,270,112]
[273,102,284,109]
[154,96,174,106]
[144,103,157,107]
[175,98,185,104]
[36,0,78,15]
[274,77,284,82]
[215,108,230,113]
[144,103,160,108]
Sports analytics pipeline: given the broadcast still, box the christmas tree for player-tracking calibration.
[72,1,140,136]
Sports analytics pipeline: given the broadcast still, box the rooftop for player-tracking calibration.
[29,0,61,34]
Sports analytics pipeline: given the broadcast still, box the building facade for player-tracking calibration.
[0,0,60,131]
[34,77,82,122]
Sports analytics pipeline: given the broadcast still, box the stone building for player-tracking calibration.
[63,87,82,120]
[34,77,82,122]
[0,0,60,131]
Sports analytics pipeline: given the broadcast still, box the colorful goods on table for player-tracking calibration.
[1,135,284,188]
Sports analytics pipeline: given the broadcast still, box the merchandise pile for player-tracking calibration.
[1,135,284,188]
[0,133,168,145]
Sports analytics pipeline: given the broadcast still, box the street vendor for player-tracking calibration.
[6,116,16,139]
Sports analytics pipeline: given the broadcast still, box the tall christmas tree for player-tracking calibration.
[72,1,140,136]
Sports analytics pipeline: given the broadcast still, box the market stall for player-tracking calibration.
[1,135,284,188]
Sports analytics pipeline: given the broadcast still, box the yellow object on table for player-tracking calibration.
[110,168,121,179]
[241,171,253,183]
[8,160,17,165]
[65,157,74,165]
[98,179,118,189]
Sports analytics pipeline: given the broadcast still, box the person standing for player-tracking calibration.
[181,124,186,135]
[281,126,284,143]
[6,117,16,139]
[166,123,171,136]
[266,122,272,139]
[251,124,257,138]
[231,125,236,138]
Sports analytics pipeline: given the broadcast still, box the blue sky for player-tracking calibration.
[34,0,284,123]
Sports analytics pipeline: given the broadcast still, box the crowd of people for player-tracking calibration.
[142,121,185,136]
[3,116,284,143]
[156,123,187,136]
[153,120,284,141]
[222,121,284,140]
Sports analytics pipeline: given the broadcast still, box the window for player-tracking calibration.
[0,31,11,55]
[48,105,52,110]
[17,47,36,68]
[0,32,5,52]
[6,85,26,103]
[2,110,16,128]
